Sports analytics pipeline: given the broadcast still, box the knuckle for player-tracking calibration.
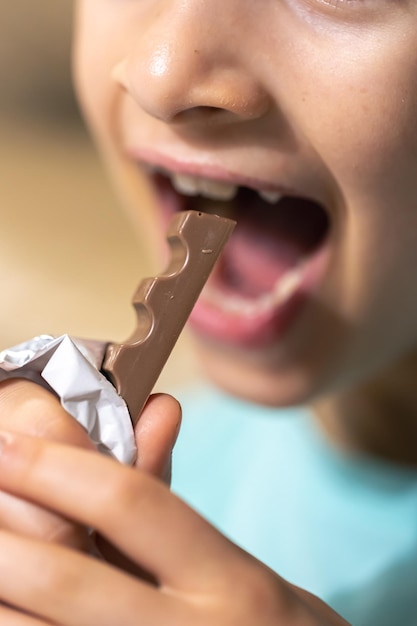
[32,550,85,600]
[102,468,146,516]
[227,559,297,624]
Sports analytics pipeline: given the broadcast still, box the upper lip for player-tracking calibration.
[125,144,337,219]
[128,147,303,196]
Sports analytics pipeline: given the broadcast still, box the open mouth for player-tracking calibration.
[149,167,331,347]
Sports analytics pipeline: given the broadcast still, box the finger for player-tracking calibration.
[0,603,52,626]
[0,530,175,626]
[98,394,180,572]
[0,604,51,626]
[0,381,95,549]
[0,380,96,449]
[0,431,236,590]
[291,584,351,625]
[134,394,181,483]
[0,490,90,551]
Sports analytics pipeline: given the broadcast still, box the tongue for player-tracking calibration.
[218,193,328,298]
[222,222,300,297]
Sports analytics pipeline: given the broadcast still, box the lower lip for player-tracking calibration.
[188,247,330,348]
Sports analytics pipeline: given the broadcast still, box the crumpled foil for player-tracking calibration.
[0,335,136,465]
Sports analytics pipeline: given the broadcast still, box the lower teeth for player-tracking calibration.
[203,263,304,317]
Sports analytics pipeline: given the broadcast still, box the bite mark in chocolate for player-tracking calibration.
[102,211,235,424]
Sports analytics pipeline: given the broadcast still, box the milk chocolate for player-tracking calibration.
[102,210,235,423]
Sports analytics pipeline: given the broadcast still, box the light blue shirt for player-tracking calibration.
[172,383,417,625]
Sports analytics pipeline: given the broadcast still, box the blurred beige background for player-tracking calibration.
[0,2,193,390]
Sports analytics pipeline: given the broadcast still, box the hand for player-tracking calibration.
[0,380,181,551]
[0,433,350,625]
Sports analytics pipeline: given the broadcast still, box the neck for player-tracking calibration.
[313,351,417,468]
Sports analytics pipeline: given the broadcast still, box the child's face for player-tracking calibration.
[74,0,417,406]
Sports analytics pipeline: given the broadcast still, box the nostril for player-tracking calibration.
[193,106,225,115]
[171,105,233,124]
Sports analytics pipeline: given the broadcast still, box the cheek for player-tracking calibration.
[273,27,417,346]
[307,40,417,281]
[73,2,123,146]
[73,3,163,257]
[286,28,417,196]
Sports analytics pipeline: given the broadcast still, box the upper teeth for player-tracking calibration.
[171,173,237,201]
[169,172,282,204]
[259,190,282,204]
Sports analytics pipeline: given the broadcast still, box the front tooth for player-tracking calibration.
[171,172,238,201]
[199,179,238,201]
[171,173,200,196]
[259,190,283,204]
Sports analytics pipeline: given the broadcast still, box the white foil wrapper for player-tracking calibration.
[0,335,136,465]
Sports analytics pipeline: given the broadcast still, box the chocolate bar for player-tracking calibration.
[102,210,235,424]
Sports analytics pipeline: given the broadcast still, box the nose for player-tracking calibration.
[112,3,271,124]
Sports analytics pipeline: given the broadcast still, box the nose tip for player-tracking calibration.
[113,30,270,124]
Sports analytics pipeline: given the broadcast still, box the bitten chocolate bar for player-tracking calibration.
[102,210,235,424]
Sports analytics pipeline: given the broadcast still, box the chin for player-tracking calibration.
[194,338,325,408]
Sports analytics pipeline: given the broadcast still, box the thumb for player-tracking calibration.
[133,393,182,484]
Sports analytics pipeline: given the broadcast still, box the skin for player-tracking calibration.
[0,0,416,622]
[0,381,181,547]
[73,0,417,461]
[0,429,348,625]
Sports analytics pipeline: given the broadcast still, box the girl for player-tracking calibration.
[0,1,416,623]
